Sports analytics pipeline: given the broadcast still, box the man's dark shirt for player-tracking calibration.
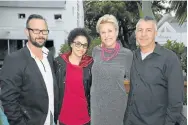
[124,44,184,125]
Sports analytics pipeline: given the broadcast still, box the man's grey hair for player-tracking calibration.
[26,14,48,28]
[136,16,157,31]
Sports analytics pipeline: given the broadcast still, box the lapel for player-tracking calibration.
[22,46,47,92]
[47,53,58,103]
[47,53,57,90]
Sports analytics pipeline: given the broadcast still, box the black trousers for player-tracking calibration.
[59,121,90,125]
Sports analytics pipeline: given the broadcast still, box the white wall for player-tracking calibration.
[156,32,187,46]
[0,0,84,56]
[54,0,84,56]
[0,7,66,28]
[62,1,80,39]
[0,7,66,56]
[156,21,187,46]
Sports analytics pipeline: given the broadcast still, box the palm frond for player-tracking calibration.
[170,1,187,25]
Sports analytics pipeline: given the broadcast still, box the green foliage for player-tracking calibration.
[59,38,101,56]
[184,92,187,105]
[164,40,187,73]
[87,38,101,56]
[84,1,170,49]
[152,1,170,22]
[84,1,140,49]
[59,42,70,54]
[181,53,187,73]
[164,40,185,58]
[170,1,187,25]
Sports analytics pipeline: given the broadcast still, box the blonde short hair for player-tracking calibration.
[96,14,119,34]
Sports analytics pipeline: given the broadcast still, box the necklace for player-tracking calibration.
[101,42,120,61]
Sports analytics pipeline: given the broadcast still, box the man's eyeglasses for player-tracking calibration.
[73,42,88,49]
[27,28,49,35]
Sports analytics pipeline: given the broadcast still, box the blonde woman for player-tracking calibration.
[90,14,133,125]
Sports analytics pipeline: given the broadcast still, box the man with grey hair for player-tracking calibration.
[124,16,184,125]
[0,14,58,125]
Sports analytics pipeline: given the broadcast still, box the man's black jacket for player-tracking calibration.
[0,46,58,125]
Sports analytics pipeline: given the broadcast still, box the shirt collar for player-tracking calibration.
[153,42,162,55]
[26,43,49,59]
[137,42,162,56]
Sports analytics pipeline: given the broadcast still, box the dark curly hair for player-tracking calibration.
[67,28,91,49]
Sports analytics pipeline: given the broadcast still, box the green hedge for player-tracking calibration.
[164,40,187,73]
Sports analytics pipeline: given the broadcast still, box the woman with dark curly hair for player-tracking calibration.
[54,28,93,125]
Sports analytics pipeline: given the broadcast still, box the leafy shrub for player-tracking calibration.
[87,37,101,56]
[181,53,187,73]
[59,42,70,54]
[164,40,186,73]
[184,92,187,105]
